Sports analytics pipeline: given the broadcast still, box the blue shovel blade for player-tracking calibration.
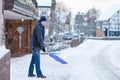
[49,53,67,64]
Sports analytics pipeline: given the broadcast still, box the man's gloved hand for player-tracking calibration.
[42,48,46,52]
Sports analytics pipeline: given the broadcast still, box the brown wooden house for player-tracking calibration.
[4,0,38,55]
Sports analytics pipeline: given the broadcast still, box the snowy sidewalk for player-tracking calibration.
[11,54,72,80]
[11,40,120,80]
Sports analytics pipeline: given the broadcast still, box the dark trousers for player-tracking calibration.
[28,49,43,76]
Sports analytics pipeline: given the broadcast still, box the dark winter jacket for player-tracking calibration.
[30,21,45,50]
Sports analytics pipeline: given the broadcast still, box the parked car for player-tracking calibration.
[72,33,79,39]
[63,33,79,40]
[63,33,73,40]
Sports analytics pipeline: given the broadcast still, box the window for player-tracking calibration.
[42,9,46,16]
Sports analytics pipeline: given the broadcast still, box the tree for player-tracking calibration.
[56,1,68,12]
[55,1,69,41]
[48,0,56,40]
[48,0,69,42]
[85,7,100,36]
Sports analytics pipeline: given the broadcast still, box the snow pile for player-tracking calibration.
[0,46,9,59]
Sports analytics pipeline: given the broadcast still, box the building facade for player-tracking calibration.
[4,0,38,55]
[96,4,120,37]
[38,6,51,17]
[37,0,51,17]
[0,0,10,80]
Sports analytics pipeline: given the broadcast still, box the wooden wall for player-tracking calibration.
[5,19,36,54]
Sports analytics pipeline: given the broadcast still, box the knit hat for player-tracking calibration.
[39,16,47,22]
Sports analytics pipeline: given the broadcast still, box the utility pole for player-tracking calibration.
[69,10,71,33]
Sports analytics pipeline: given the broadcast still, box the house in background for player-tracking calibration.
[4,0,38,55]
[75,12,84,34]
[37,0,51,38]
[96,4,120,37]
[37,0,51,18]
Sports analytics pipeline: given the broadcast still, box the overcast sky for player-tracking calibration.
[37,0,120,14]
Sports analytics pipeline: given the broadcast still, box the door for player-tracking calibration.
[13,22,28,53]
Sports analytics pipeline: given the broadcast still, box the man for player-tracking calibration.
[28,16,47,78]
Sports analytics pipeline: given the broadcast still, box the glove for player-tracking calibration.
[42,48,46,52]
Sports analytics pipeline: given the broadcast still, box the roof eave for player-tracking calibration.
[4,0,38,20]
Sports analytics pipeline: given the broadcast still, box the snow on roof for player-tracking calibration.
[96,4,120,21]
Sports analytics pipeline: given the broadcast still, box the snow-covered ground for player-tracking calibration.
[11,40,120,80]
[0,46,9,59]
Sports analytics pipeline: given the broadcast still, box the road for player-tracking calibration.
[92,41,120,80]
